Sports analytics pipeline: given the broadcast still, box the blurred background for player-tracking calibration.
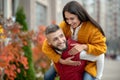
[0,0,120,80]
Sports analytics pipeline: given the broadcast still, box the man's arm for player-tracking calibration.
[59,56,81,66]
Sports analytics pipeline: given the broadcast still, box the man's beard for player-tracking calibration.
[52,42,68,52]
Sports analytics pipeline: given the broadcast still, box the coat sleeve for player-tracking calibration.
[42,39,61,63]
[86,28,107,56]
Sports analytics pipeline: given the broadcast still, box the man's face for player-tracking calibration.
[47,29,67,51]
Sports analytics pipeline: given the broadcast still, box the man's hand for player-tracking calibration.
[59,56,81,66]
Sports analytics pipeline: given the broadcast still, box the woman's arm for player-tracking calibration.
[42,39,81,65]
[68,25,107,56]
[42,39,61,63]
[86,28,107,56]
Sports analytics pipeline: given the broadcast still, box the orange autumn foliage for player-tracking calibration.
[32,26,50,70]
[0,41,29,80]
[0,18,30,80]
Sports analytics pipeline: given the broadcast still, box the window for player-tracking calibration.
[36,2,47,27]
[12,0,19,16]
[0,0,4,16]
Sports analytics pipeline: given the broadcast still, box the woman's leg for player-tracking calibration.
[83,72,96,80]
[44,65,57,80]
[96,54,104,80]
[80,50,104,79]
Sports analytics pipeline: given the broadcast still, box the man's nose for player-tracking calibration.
[58,38,63,43]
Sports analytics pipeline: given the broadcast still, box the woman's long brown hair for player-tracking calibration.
[62,1,105,36]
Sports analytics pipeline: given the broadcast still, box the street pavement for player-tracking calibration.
[102,59,120,80]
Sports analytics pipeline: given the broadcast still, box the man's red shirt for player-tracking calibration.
[55,39,86,80]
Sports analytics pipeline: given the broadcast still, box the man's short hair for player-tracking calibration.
[45,24,60,35]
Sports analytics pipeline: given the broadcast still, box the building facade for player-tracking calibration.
[0,0,56,31]
[105,0,120,55]
[106,0,120,40]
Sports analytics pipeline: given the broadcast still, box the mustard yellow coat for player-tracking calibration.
[42,21,107,77]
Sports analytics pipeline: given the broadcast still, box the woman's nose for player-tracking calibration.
[67,20,72,25]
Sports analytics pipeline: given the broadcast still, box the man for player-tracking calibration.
[44,24,86,80]
[43,24,104,80]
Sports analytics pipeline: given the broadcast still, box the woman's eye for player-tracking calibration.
[70,18,74,20]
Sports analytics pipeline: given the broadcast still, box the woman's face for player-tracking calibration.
[64,11,81,29]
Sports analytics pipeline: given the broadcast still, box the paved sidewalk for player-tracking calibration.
[102,59,120,80]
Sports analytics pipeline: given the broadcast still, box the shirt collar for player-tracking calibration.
[70,23,83,40]
[55,50,62,55]
[70,23,83,34]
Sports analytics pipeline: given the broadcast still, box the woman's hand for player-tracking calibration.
[68,43,87,55]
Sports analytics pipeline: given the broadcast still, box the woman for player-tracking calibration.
[42,1,107,80]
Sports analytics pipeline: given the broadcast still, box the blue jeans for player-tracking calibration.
[44,66,95,80]
[83,72,96,80]
[44,65,57,80]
